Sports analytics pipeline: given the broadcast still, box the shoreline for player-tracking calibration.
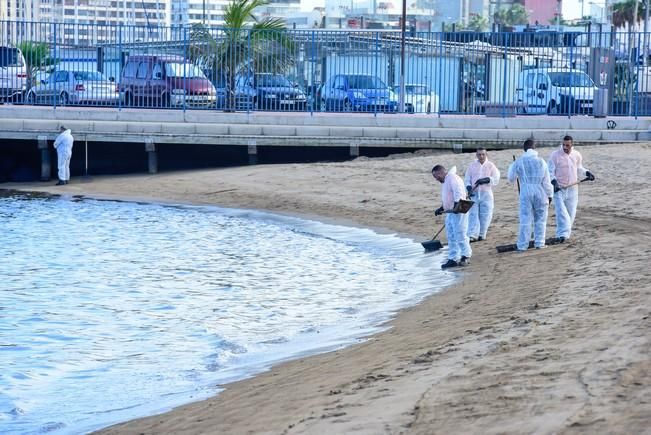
[6,143,650,434]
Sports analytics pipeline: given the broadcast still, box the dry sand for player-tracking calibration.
[7,143,651,434]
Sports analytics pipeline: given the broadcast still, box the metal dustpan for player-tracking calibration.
[421,224,445,252]
[421,239,444,251]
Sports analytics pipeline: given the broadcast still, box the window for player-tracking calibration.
[73,71,105,81]
[54,71,69,83]
[123,61,138,78]
[164,62,204,78]
[136,62,149,79]
[152,63,162,79]
[348,75,385,89]
[0,47,20,67]
[333,76,345,89]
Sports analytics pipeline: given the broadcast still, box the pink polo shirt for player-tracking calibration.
[548,146,586,187]
[441,166,466,210]
[464,160,500,193]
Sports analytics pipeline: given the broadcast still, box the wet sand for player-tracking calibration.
[7,143,651,434]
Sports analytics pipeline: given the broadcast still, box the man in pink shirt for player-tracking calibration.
[432,164,472,269]
[464,148,500,242]
[548,135,595,242]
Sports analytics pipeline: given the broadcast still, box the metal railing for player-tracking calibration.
[2,20,651,117]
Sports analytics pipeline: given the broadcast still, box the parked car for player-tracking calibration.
[516,68,597,115]
[392,84,439,113]
[320,74,397,112]
[205,69,256,111]
[119,55,216,108]
[0,45,28,102]
[235,73,307,111]
[26,69,119,105]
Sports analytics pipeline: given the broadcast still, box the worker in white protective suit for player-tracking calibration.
[432,164,472,269]
[507,139,554,251]
[548,135,595,242]
[53,126,74,185]
[464,148,500,242]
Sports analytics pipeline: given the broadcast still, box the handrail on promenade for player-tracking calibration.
[2,19,651,118]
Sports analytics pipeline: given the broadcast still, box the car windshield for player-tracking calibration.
[165,63,206,78]
[405,85,428,94]
[348,75,386,89]
[73,71,106,81]
[256,74,291,87]
[549,72,594,87]
[395,85,428,94]
[0,47,20,67]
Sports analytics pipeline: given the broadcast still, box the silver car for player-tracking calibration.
[26,70,119,105]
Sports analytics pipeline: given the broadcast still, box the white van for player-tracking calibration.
[0,46,28,102]
[515,68,597,115]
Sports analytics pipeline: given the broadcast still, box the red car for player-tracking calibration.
[119,55,216,108]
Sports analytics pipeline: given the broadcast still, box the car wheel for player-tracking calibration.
[343,99,353,112]
[161,93,170,108]
[547,101,558,114]
[320,99,327,112]
[26,91,36,105]
[59,92,69,106]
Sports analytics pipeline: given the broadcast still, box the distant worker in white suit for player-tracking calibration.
[507,138,553,251]
[53,126,74,185]
[548,135,595,242]
[464,148,500,242]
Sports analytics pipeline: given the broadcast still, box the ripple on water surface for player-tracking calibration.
[0,191,452,434]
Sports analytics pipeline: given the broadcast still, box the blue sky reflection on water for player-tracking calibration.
[0,192,452,434]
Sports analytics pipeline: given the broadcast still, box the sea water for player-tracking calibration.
[0,191,452,434]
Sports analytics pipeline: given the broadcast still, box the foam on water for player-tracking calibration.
[0,192,453,434]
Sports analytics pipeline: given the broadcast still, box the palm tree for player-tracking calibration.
[493,4,529,27]
[189,0,294,111]
[611,0,648,29]
[16,41,56,90]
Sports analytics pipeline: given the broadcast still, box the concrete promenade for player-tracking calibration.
[1,106,650,150]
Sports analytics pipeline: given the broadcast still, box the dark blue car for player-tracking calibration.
[319,74,398,112]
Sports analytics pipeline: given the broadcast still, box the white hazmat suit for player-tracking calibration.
[548,146,588,240]
[53,128,74,183]
[464,159,500,240]
[507,149,553,250]
[441,166,472,262]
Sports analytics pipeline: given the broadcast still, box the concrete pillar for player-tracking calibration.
[145,137,157,174]
[350,141,360,158]
[37,135,51,181]
[247,140,258,165]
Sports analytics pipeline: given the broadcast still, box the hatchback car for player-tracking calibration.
[320,74,397,112]
[119,55,216,108]
[392,84,439,113]
[236,73,307,111]
[0,46,28,102]
[26,70,119,105]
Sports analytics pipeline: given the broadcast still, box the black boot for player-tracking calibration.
[441,259,459,269]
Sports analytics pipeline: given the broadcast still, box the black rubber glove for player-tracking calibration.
[586,171,595,181]
[474,177,491,186]
[551,179,560,193]
[548,197,552,206]
[435,206,444,216]
[466,185,473,196]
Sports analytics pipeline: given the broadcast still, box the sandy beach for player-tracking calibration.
[7,142,651,434]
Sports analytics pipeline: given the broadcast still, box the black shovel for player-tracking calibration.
[421,224,445,252]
